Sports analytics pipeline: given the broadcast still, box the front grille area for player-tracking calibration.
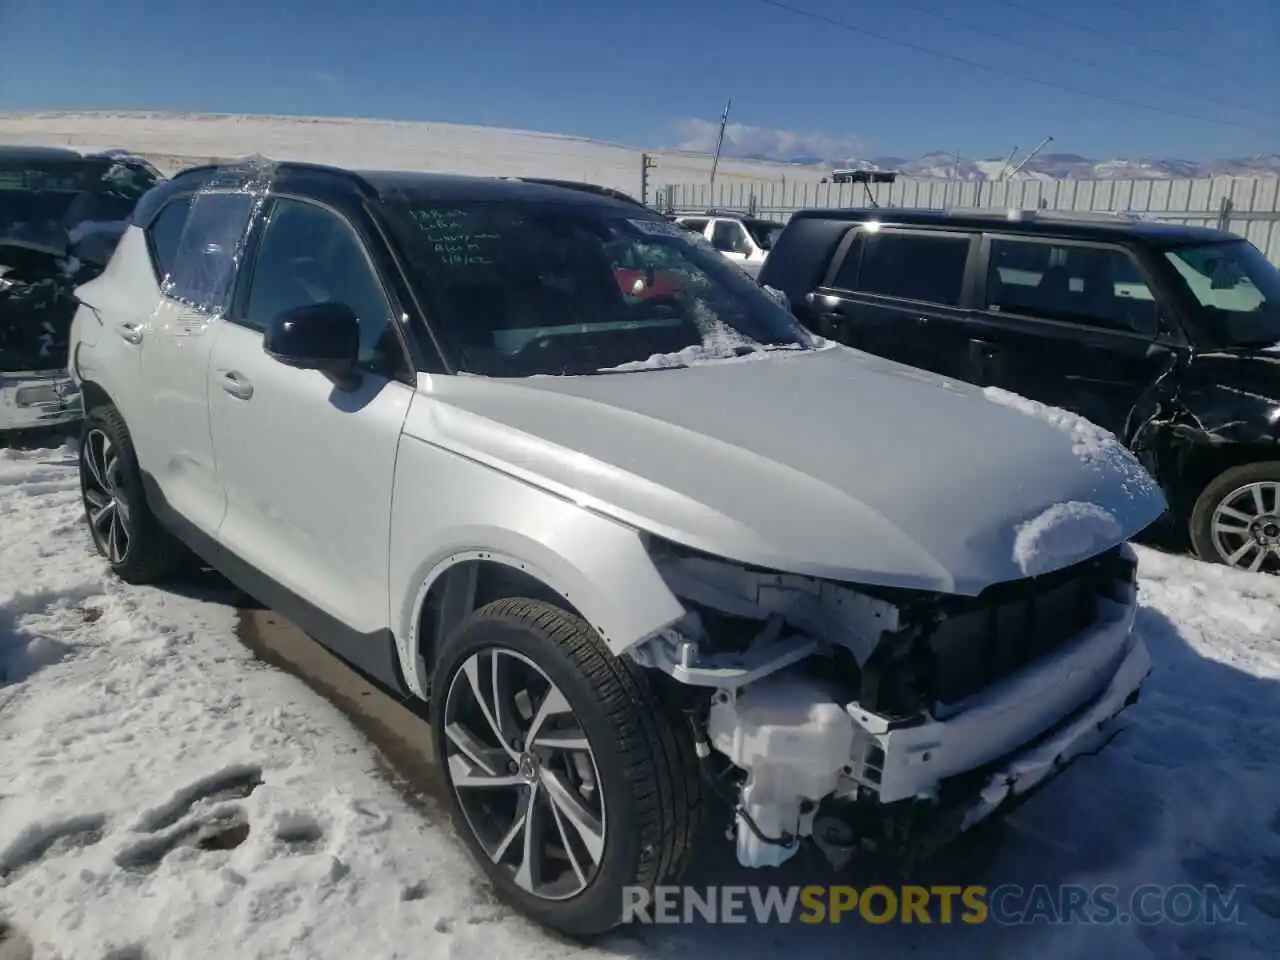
[859,546,1132,717]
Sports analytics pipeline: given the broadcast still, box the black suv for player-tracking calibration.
[0,146,162,434]
[758,207,1280,574]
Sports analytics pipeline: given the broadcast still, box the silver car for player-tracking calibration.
[67,159,1166,936]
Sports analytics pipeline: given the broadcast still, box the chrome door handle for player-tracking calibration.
[117,322,143,344]
[218,370,254,400]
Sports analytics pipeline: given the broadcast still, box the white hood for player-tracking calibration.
[412,345,1166,595]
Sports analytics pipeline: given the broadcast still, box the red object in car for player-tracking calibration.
[614,267,681,300]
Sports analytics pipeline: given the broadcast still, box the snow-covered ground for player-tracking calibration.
[0,112,816,197]
[2,439,1279,960]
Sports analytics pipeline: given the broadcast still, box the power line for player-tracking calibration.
[1095,0,1277,60]
[994,0,1269,85]
[899,0,1260,114]
[750,0,1277,133]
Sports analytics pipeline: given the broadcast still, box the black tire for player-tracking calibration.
[1189,460,1280,573]
[430,597,704,938]
[79,404,184,584]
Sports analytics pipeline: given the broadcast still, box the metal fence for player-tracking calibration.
[655,176,1280,266]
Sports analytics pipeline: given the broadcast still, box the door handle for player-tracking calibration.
[218,370,254,400]
[117,322,143,344]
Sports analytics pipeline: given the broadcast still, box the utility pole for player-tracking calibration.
[640,152,658,206]
[708,97,732,206]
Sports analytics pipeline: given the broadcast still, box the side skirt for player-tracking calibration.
[140,473,414,700]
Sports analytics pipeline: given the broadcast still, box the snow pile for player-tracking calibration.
[1,440,1278,958]
[982,386,1160,498]
[0,444,575,960]
[1012,501,1123,576]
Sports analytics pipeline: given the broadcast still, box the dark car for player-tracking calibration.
[0,146,162,434]
[758,206,1280,574]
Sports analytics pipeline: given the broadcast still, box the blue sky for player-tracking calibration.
[0,0,1276,161]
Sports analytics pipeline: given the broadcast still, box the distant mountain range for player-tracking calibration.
[738,150,1280,181]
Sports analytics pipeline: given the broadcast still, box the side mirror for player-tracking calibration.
[264,302,360,379]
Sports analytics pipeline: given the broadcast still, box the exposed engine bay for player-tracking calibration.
[628,540,1148,870]
[0,243,88,372]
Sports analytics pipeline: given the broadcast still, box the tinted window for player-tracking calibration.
[711,220,751,255]
[163,191,255,313]
[147,197,193,281]
[243,198,401,374]
[838,230,971,305]
[831,232,865,289]
[986,239,1158,334]
[678,218,708,234]
[1165,239,1280,348]
[383,200,815,377]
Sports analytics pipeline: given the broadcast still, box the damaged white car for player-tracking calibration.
[67,159,1166,937]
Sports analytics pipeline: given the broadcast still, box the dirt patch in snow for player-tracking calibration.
[235,609,449,818]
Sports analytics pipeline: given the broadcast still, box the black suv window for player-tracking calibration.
[147,196,193,282]
[986,238,1159,335]
[242,198,401,375]
[835,229,971,306]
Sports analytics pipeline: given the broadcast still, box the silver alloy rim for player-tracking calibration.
[442,647,606,901]
[1210,480,1280,574]
[82,428,131,564]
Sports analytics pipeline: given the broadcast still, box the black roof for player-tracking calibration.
[354,169,647,211]
[0,145,88,162]
[789,206,1235,245]
[132,159,656,227]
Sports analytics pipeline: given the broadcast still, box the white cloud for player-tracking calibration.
[673,117,870,161]
[308,71,343,89]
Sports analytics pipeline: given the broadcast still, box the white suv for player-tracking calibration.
[67,159,1164,936]
[673,213,783,278]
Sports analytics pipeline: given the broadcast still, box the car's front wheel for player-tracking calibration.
[1189,461,1280,575]
[79,405,183,584]
[430,597,703,938]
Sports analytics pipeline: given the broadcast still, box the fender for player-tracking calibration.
[388,433,687,698]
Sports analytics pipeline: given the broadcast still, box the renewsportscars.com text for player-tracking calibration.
[622,884,1246,926]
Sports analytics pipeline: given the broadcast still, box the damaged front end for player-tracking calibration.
[627,540,1149,871]
[0,246,94,432]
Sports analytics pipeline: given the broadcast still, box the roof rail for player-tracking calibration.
[942,206,1144,223]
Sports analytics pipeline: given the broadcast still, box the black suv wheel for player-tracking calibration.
[1190,461,1280,575]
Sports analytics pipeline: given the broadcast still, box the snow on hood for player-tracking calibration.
[982,386,1162,502]
[414,346,1167,594]
[1014,501,1123,576]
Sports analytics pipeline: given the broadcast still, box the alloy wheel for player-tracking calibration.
[1210,480,1280,574]
[82,428,131,564]
[442,647,606,901]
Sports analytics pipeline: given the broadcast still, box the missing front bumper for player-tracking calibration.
[819,631,1151,869]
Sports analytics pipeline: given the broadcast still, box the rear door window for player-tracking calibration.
[985,238,1159,334]
[162,192,256,313]
[834,229,972,306]
[146,196,193,281]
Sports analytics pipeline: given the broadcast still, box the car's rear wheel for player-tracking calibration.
[430,597,703,938]
[1189,461,1280,575]
[79,405,184,584]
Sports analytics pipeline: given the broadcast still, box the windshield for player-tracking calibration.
[385,199,816,376]
[1164,240,1280,348]
[742,219,785,251]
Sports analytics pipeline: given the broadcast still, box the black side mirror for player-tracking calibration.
[264,302,360,380]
